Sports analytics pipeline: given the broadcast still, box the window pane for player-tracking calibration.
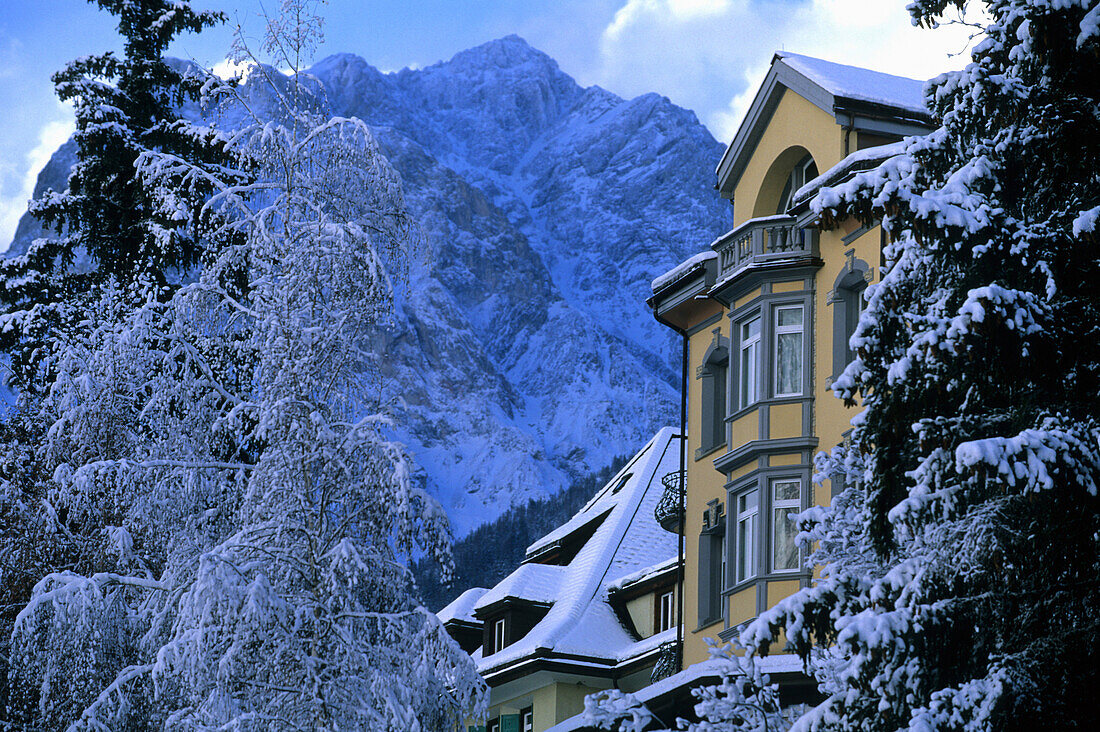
[737,513,756,581]
[743,317,760,340]
[776,332,802,395]
[738,490,758,515]
[774,479,800,502]
[773,507,800,571]
[777,307,803,327]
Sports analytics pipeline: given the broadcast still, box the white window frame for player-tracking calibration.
[493,617,506,653]
[739,316,761,409]
[735,489,758,583]
[770,478,803,573]
[522,708,534,732]
[658,590,675,633]
[773,305,804,398]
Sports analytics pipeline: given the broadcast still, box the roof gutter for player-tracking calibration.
[650,306,687,675]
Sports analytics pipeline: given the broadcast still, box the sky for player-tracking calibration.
[0,0,987,250]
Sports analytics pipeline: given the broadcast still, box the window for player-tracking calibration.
[735,489,758,583]
[697,500,726,626]
[774,305,804,397]
[521,707,533,732]
[771,478,802,572]
[493,618,506,654]
[777,154,820,214]
[489,719,501,732]
[739,317,761,408]
[831,259,872,378]
[700,348,728,451]
[657,590,675,633]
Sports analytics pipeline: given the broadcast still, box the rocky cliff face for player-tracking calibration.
[6,36,733,535]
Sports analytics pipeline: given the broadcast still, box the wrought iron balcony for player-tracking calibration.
[654,470,684,533]
[651,640,682,682]
[712,214,818,282]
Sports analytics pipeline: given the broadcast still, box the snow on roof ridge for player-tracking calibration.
[437,587,489,625]
[792,139,910,207]
[525,427,676,557]
[607,555,679,593]
[650,250,716,293]
[473,563,566,610]
[477,428,683,673]
[776,51,928,115]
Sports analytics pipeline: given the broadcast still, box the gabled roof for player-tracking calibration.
[716,52,933,199]
[438,587,489,626]
[473,563,566,614]
[438,428,684,679]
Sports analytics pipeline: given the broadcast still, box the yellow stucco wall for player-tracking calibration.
[768,402,803,440]
[732,90,843,226]
[813,224,879,488]
[684,318,732,666]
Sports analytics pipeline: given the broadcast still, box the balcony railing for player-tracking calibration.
[651,640,682,682]
[654,470,684,533]
[713,214,818,282]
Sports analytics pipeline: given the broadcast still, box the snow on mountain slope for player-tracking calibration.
[5,36,732,535]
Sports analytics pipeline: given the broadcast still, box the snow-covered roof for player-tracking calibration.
[607,555,679,594]
[791,139,909,209]
[473,563,566,611]
[650,250,716,294]
[717,51,933,200]
[474,427,684,675]
[776,52,927,115]
[438,587,488,625]
[545,654,805,732]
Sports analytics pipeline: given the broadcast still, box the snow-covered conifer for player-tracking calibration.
[7,1,485,729]
[741,1,1100,730]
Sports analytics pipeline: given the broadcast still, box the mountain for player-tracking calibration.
[5,36,732,535]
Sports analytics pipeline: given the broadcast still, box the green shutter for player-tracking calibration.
[467,726,486,732]
[500,714,521,732]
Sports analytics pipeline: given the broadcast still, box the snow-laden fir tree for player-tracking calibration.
[0,0,241,725]
[0,0,230,396]
[582,642,794,732]
[738,1,1100,730]
[7,1,486,729]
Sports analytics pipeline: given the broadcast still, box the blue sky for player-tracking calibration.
[0,0,985,248]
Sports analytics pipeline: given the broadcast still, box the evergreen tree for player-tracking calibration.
[8,1,487,728]
[0,0,229,397]
[741,1,1100,730]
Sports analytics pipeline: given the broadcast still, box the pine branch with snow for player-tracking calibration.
[740,1,1100,730]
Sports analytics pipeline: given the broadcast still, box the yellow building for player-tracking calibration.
[645,51,933,676]
[447,52,937,731]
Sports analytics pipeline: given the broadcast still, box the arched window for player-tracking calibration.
[829,256,872,378]
[776,154,819,214]
[698,332,729,455]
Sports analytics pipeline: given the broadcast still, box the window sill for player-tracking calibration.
[693,617,724,634]
[694,442,726,462]
[726,395,809,423]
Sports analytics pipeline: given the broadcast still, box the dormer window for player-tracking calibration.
[493,617,506,653]
[657,590,675,633]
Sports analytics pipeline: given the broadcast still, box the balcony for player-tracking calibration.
[651,640,682,682]
[712,214,818,283]
[654,470,684,533]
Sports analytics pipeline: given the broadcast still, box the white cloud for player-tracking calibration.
[0,107,74,253]
[595,0,989,143]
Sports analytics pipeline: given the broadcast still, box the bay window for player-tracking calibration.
[735,489,758,583]
[771,478,802,572]
[739,317,761,408]
[774,305,804,397]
